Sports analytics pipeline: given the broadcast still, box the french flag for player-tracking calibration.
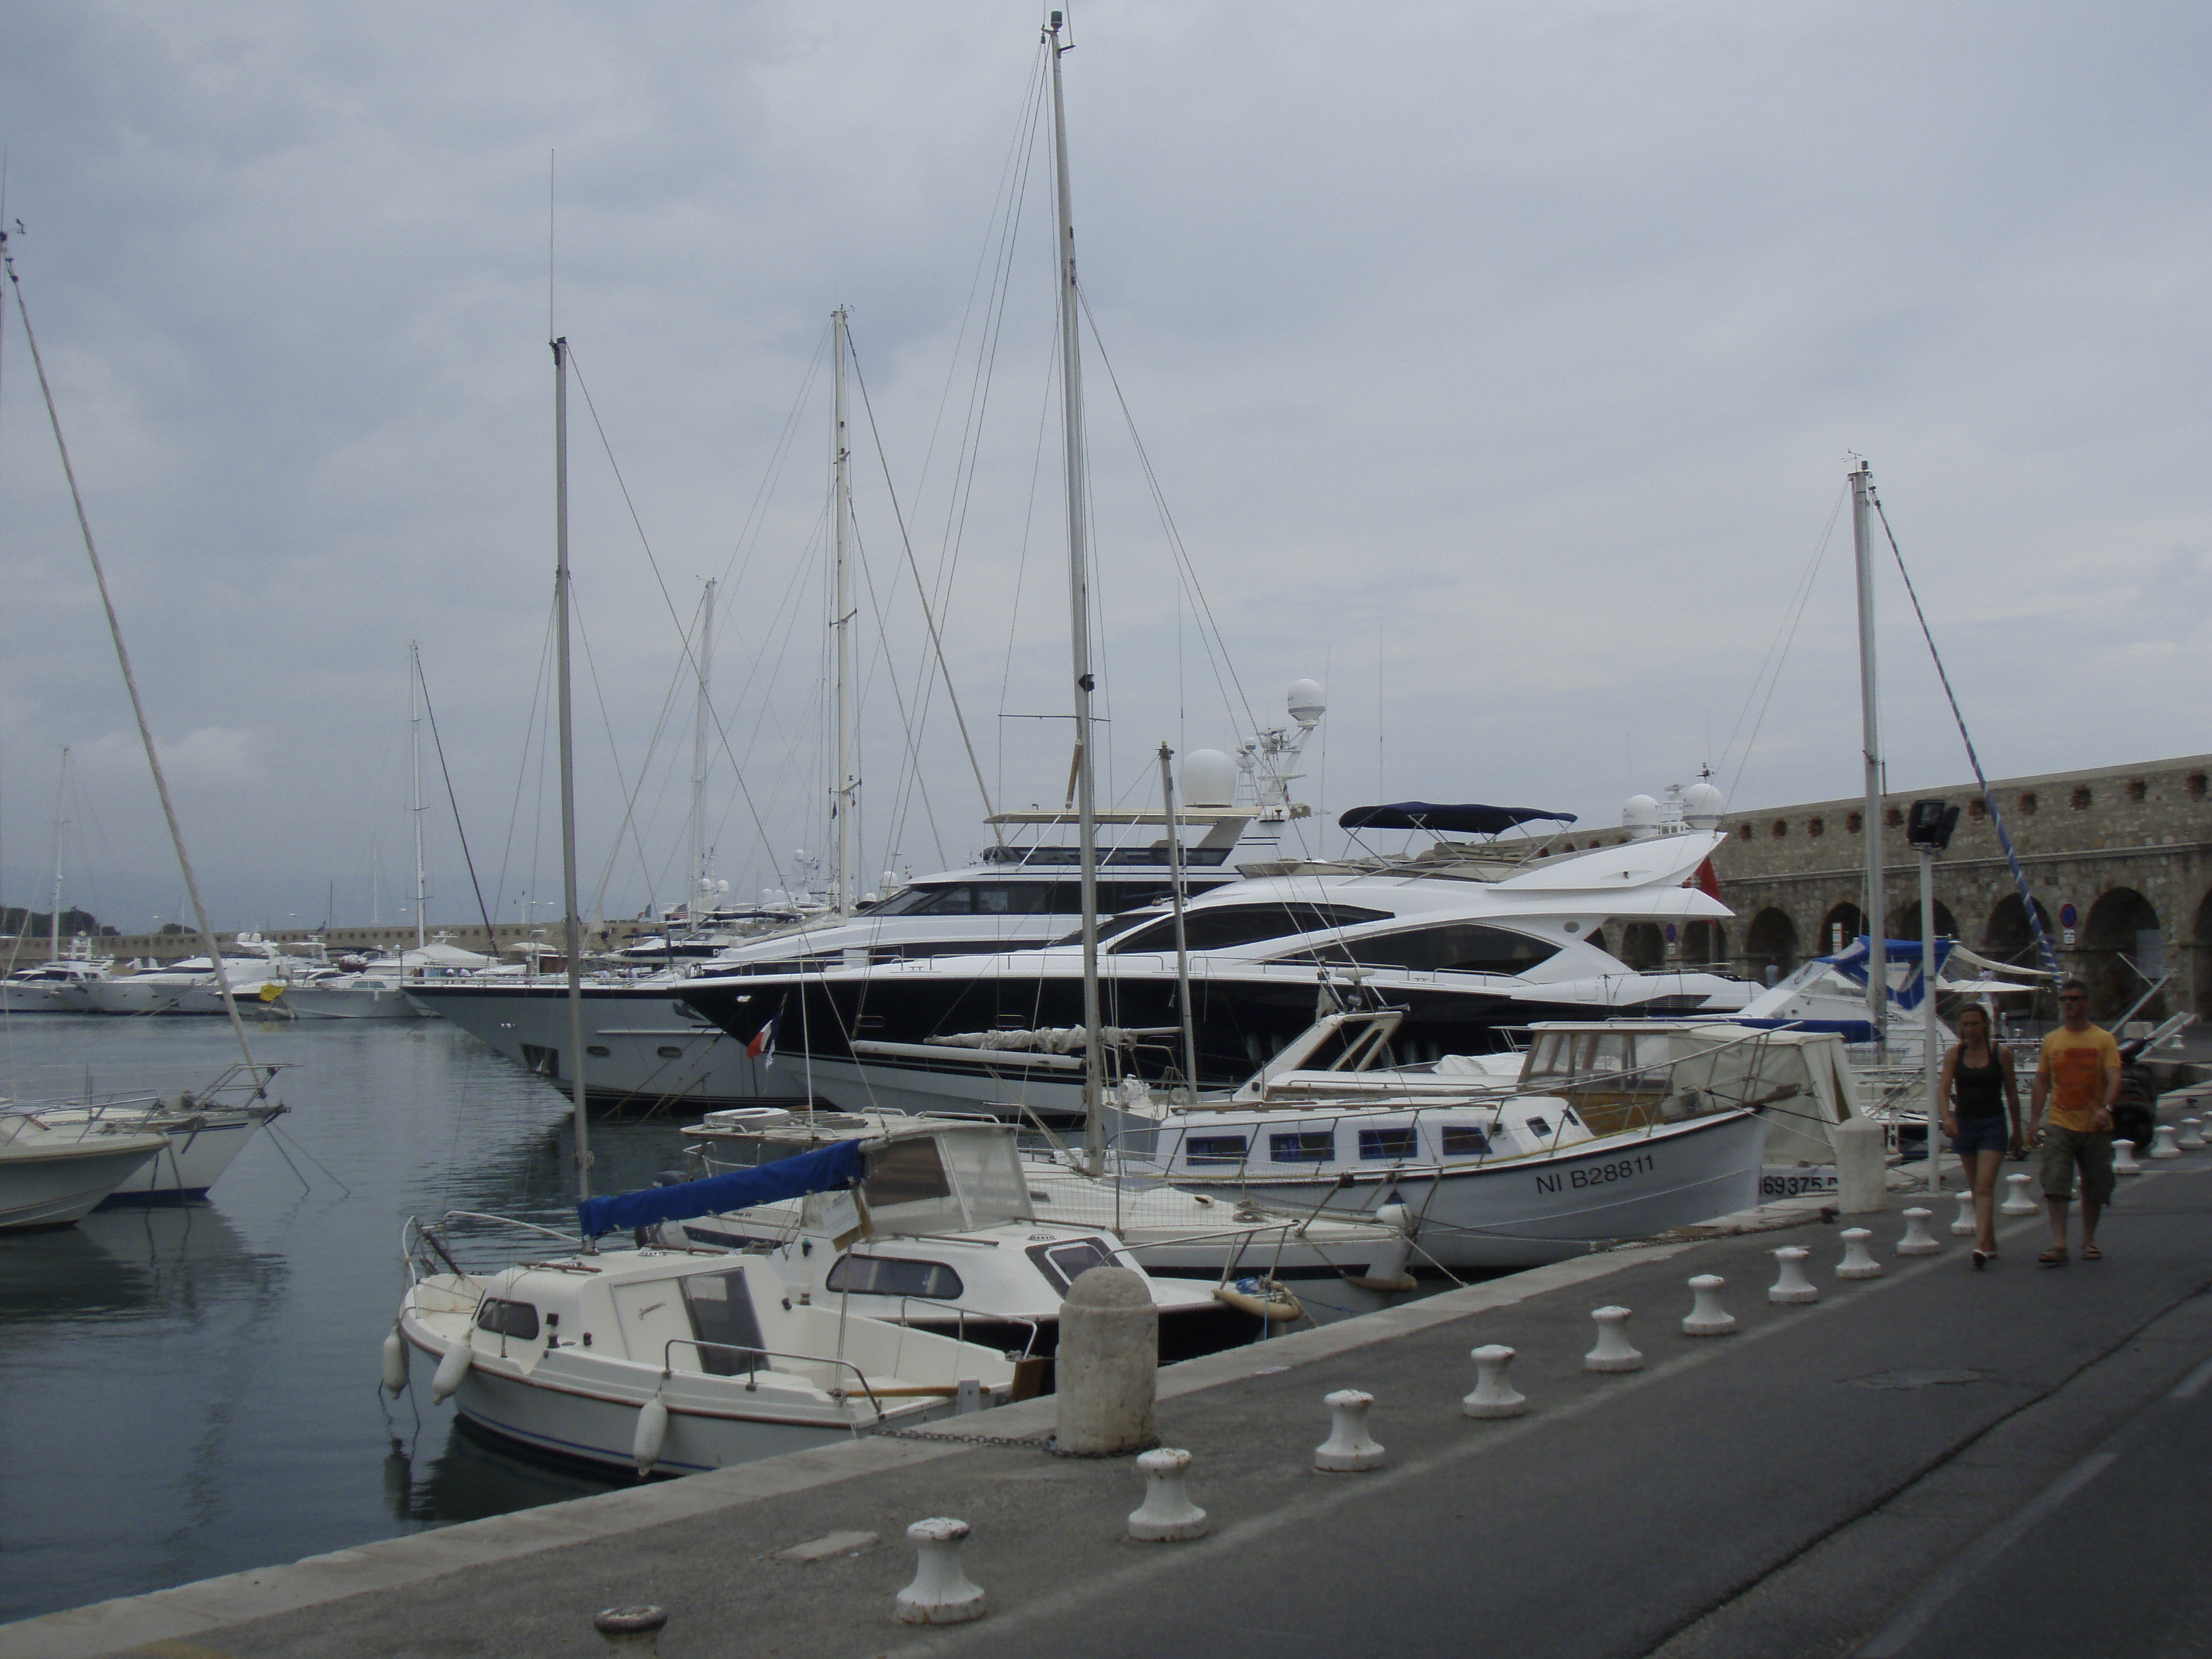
[746,1012,780,1067]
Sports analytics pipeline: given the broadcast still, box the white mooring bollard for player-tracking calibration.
[1128,1448,1209,1541]
[1768,1246,1818,1305]
[1315,1389,1387,1471]
[895,1518,986,1624]
[1055,1265,1159,1456]
[2152,1123,2182,1159]
[1897,1208,1941,1256]
[2001,1172,2040,1216]
[2180,1118,2206,1151]
[1950,1189,1978,1236]
[1462,1345,1528,1419]
[1682,1274,1737,1336]
[1585,1306,1643,1372]
[593,1606,668,1655]
[1836,1228,1883,1280]
[1835,1114,1889,1215]
[2114,1137,2144,1176]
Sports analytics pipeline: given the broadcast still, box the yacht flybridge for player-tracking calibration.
[674,798,1753,1124]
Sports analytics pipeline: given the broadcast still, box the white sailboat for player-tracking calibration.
[392,328,1020,1479]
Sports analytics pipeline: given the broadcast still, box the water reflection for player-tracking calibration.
[382,1421,621,1526]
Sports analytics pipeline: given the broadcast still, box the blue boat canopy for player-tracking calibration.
[577,1138,867,1239]
[1339,801,1577,836]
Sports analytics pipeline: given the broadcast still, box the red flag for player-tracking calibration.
[1693,858,1722,902]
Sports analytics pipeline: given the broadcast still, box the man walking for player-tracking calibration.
[2028,978,2123,1265]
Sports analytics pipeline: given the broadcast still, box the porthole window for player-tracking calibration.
[657,1046,683,1058]
[585,1045,611,1058]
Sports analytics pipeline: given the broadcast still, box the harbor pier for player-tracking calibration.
[11,1153,2212,1658]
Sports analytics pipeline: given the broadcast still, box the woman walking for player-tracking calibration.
[1939,1004,2023,1267]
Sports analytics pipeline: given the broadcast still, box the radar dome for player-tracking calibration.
[1621,793,1660,839]
[1287,678,1326,727]
[1681,781,1725,830]
[1182,749,1236,807]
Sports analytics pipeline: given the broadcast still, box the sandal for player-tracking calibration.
[1972,1250,1990,1271]
[2038,1247,2069,1267]
[2082,1244,2103,1261]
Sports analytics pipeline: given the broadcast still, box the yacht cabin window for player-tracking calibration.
[1275,922,1560,976]
[1439,1125,1492,1156]
[475,1298,540,1340]
[680,1267,768,1375]
[1357,1127,1420,1161]
[1269,1130,1336,1164]
[826,1254,965,1301]
[1026,1237,1119,1295]
[1182,1134,1249,1166]
[1109,904,1390,956]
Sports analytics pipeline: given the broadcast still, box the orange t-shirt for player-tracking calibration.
[2038,1025,2121,1133]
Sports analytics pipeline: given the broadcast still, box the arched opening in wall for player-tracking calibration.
[2082,887,2164,1022]
[1887,899,1959,942]
[1819,902,1865,958]
[1745,909,1797,985]
[2193,890,2212,1020]
[1982,894,2054,966]
[1679,921,1727,966]
[1620,922,1666,970]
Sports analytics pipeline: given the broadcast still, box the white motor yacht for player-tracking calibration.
[275,971,425,1020]
[1118,1006,1803,1269]
[1,1064,289,1205]
[0,953,114,1013]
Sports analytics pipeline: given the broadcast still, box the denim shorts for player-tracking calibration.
[1951,1116,2010,1158]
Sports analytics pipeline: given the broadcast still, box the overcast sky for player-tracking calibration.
[1,1,2206,937]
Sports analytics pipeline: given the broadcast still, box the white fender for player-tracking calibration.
[633,1391,670,1475]
[1342,1202,1417,1294]
[381,1326,410,1396]
[430,1334,473,1402]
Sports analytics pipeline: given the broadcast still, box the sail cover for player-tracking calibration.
[1339,801,1577,835]
[577,1138,866,1238]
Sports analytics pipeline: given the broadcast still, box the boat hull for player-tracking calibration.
[1170,1110,1768,1271]
[0,1135,169,1231]
[276,985,426,1020]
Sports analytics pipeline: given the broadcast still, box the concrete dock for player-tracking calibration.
[11,1159,2212,1659]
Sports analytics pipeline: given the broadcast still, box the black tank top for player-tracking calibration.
[1953,1051,2006,1119]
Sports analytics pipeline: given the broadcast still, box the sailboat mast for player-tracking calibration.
[1851,458,1887,1043]
[48,747,68,961]
[409,640,426,951]
[1046,11,1106,1174]
[691,577,716,918]
[552,336,592,1202]
[831,307,858,917]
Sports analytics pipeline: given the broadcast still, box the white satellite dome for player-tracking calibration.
[1621,793,1660,838]
[1182,748,1237,807]
[1287,678,1326,727]
[1681,781,1726,830]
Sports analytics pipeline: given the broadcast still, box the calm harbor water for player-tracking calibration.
[0,1012,1407,1624]
[0,1015,694,1625]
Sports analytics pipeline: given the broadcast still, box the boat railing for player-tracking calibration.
[873,1300,1041,1360]
[403,1211,582,1282]
[659,1338,891,1423]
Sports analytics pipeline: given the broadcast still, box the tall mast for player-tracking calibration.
[1047,11,1106,1174]
[831,307,858,917]
[553,336,591,1203]
[409,640,426,951]
[48,747,68,961]
[690,577,716,919]
[1851,457,1887,1043]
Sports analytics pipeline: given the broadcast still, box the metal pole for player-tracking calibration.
[1851,459,1887,1047]
[48,747,67,963]
[1047,12,1105,1176]
[410,641,426,951]
[552,336,591,1203]
[1159,743,1198,1097]
[1922,847,1942,1187]
[832,307,858,917]
[691,577,715,922]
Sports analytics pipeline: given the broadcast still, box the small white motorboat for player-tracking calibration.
[274,971,425,1020]
[395,1190,1025,1478]
[0,1120,171,1231]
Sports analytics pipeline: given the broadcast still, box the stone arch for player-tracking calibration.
[1679,920,1728,966]
[1819,901,1865,958]
[1744,908,1797,984]
[2083,886,2164,1022]
[1887,899,1959,941]
[1982,894,2054,967]
[1620,922,1666,970]
[2193,889,2212,1020]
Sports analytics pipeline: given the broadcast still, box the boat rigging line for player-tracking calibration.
[1868,480,2060,976]
[3,232,261,1080]
[1717,482,1848,804]
[413,652,503,951]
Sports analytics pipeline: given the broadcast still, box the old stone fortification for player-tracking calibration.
[1704,752,2212,1020]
